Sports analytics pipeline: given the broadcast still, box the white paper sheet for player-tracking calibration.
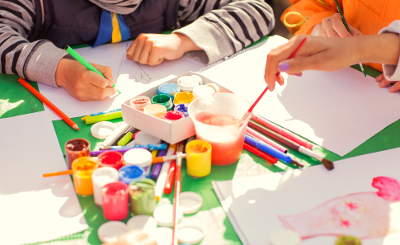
[212,147,400,245]
[38,41,204,120]
[201,35,400,156]
[0,111,88,245]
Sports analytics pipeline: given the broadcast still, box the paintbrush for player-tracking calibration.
[172,142,185,245]
[249,120,334,170]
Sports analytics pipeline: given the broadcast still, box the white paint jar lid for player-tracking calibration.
[91,121,116,139]
[135,131,161,145]
[153,204,183,227]
[269,229,301,245]
[123,148,152,168]
[178,221,205,244]
[127,215,157,234]
[97,221,128,243]
[180,192,202,214]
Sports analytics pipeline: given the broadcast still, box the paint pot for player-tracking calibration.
[164,111,184,121]
[129,178,156,215]
[124,149,152,176]
[177,221,205,244]
[185,140,212,178]
[98,151,123,170]
[151,94,173,111]
[127,215,157,234]
[192,85,215,99]
[71,157,98,196]
[174,92,194,105]
[269,229,301,245]
[102,181,129,220]
[92,167,119,206]
[191,75,203,85]
[158,83,180,102]
[205,83,220,93]
[130,96,151,111]
[174,103,189,117]
[143,104,167,118]
[177,76,201,92]
[65,138,90,170]
[135,131,162,145]
[335,235,361,245]
[98,221,128,243]
[119,165,145,185]
[188,93,251,165]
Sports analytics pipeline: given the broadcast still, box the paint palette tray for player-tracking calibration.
[121,72,232,144]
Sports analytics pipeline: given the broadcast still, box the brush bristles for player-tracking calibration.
[322,158,334,170]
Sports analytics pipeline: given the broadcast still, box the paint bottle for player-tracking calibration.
[65,138,90,170]
[143,104,167,118]
[92,167,119,206]
[129,178,156,215]
[192,85,215,99]
[102,181,129,220]
[71,157,98,196]
[164,111,184,121]
[151,94,173,111]
[174,92,194,105]
[177,76,201,92]
[158,83,180,102]
[174,103,189,117]
[124,149,152,176]
[119,165,145,185]
[97,151,123,170]
[185,140,212,178]
[130,96,151,111]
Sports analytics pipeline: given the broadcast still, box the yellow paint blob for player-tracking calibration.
[71,157,98,196]
[174,92,194,105]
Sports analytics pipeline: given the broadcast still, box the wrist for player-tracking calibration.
[55,58,69,87]
[173,33,201,53]
[356,34,399,65]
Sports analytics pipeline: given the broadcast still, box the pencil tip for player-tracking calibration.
[73,124,80,130]
[322,158,334,170]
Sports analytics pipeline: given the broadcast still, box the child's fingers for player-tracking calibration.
[331,14,352,38]
[389,82,400,92]
[278,53,324,74]
[92,63,115,86]
[375,73,385,82]
[138,41,152,64]
[148,47,164,66]
[378,78,393,88]
[322,17,339,37]
[131,36,147,61]
[127,37,140,59]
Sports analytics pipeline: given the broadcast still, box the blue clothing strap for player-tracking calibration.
[93,10,130,47]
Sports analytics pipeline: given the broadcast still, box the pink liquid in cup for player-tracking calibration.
[196,112,245,165]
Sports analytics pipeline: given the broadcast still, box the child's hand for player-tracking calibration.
[126,33,201,66]
[102,230,157,245]
[55,59,116,101]
[376,73,400,92]
[312,13,363,38]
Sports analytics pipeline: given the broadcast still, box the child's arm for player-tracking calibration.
[281,0,338,35]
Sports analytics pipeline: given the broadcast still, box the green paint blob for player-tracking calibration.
[335,235,361,245]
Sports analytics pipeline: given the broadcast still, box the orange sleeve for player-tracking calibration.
[281,0,340,35]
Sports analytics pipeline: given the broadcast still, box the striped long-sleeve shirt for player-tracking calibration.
[0,0,274,87]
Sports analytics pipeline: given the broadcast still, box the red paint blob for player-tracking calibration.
[98,151,123,170]
[164,111,184,120]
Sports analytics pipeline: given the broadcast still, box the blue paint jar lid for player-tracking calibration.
[119,165,145,185]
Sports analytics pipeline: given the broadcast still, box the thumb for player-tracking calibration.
[278,56,322,74]
[349,25,363,36]
[92,63,115,86]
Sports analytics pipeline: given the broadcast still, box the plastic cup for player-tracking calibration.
[188,93,251,165]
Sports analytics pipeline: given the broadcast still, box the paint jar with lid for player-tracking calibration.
[130,96,151,111]
[158,83,180,102]
[174,92,194,105]
[143,104,167,118]
[177,76,201,92]
[102,181,129,220]
[71,157,98,196]
[92,167,119,206]
[129,178,156,215]
[174,103,189,117]
[98,151,123,170]
[151,94,173,111]
[192,85,215,99]
[119,165,145,185]
[65,138,90,170]
[124,149,152,176]
[185,140,212,178]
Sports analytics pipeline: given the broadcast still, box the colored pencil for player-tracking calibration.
[18,78,79,130]
[246,127,288,153]
[252,114,313,150]
[243,142,278,164]
[249,120,334,170]
[65,46,121,93]
[154,144,176,201]
[333,0,366,77]
[172,142,185,245]
[245,134,291,163]
[152,154,187,163]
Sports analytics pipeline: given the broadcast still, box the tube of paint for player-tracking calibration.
[102,181,129,220]
[97,151,124,170]
[92,167,119,206]
[185,140,212,178]
[65,138,90,170]
[71,157,98,196]
[129,178,156,215]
